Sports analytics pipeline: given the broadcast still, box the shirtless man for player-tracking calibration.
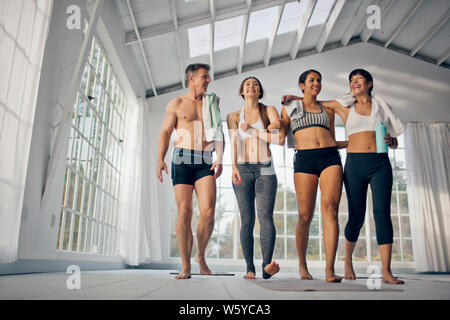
[156,63,224,279]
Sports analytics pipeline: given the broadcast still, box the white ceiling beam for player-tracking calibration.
[210,0,215,19]
[237,0,252,74]
[436,47,450,66]
[410,9,450,57]
[125,0,158,96]
[209,0,215,80]
[289,0,317,59]
[316,0,347,53]
[264,2,285,67]
[360,0,393,42]
[169,0,186,88]
[341,0,372,47]
[384,0,424,48]
[125,0,298,45]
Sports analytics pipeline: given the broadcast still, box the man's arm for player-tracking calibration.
[211,97,224,178]
[156,99,178,182]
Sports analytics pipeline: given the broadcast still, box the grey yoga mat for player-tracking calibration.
[249,278,404,292]
[169,271,235,276]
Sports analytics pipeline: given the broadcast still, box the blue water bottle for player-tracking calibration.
[375,122,388,153]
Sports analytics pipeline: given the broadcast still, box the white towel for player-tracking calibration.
[202,93,223,141]
[336,93,404,137]
[284,100,304,149]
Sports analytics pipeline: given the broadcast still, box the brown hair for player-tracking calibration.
[185,63,210,86]
[238,77,270,129]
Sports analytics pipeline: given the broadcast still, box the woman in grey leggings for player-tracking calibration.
[226,77,285,279]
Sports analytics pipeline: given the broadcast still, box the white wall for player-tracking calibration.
[146,41,450,262]
[16,0,144,263]
[148,41,450,124]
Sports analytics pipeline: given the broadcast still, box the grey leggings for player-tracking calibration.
[232,162,277,279]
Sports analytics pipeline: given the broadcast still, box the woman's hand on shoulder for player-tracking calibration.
[281,95,303,105]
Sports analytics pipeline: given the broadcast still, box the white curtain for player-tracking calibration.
[405,122,450,272]
[119,99,162,265]
[0,0,53,263]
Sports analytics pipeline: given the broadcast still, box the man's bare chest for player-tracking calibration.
[177,103,203,122]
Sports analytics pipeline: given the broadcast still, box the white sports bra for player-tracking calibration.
[345,104,384,136]
[238,108,265,139]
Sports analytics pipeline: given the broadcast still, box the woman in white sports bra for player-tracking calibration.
[283,68,404,285]
[227,77,285,280]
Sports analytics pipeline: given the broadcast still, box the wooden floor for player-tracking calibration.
[0,269,449,300]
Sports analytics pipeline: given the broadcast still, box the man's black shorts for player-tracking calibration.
[171,148,214,186]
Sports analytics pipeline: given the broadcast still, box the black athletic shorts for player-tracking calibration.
[171,148,214,186]
[293,146,342,176]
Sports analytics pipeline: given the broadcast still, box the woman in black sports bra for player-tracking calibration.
[281,69,347,282]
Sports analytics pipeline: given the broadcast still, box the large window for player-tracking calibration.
[57,34,127,256]
[169,124,413,263]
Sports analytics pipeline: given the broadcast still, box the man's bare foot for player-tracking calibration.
[195,255,212,275]
[299,266,313,280]
[244,271,256,279]
[344,263,356,280]
[174,267,191,279]
[264,261,280,277]
[382,272,404,284]
[325,270,343,283]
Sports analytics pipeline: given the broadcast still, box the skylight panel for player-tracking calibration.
[214,15,243,52]
[188,23,210,58]
[277,0,309,35]
[308,0,336,28]
[246,6,277,43]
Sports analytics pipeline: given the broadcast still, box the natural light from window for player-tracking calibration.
[277,0,309,35]
[188,23,210,58]
[214,15,243,52]
[308,0,336,27]
[246,6,277,43]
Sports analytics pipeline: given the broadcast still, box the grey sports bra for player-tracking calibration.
[290,103,330,134]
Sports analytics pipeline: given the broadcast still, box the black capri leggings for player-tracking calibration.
[344,153,393,245]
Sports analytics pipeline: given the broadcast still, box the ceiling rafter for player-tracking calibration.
[169,0,186,88]
[410,8,450,57]
[316,0,347,53]
[360,0,393,42]
[125,0,157,96]
[209,0,215,80]
[125,0,298,45]
[437,47,450,66]
[264,2,285,67]
[341,0,372,47]
[121,0,449,97]
[289,0,317,59]
[384,0,424,48]
[237,0,253,74]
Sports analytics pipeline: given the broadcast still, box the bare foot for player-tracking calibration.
[344,263,356,280]
[195,255,212,275]
[174,267,191,280]
[264,261,280,277]
[326,270,343,283]
[299,266,313,280]
[244,271,256,279]
[382,272,404,285]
